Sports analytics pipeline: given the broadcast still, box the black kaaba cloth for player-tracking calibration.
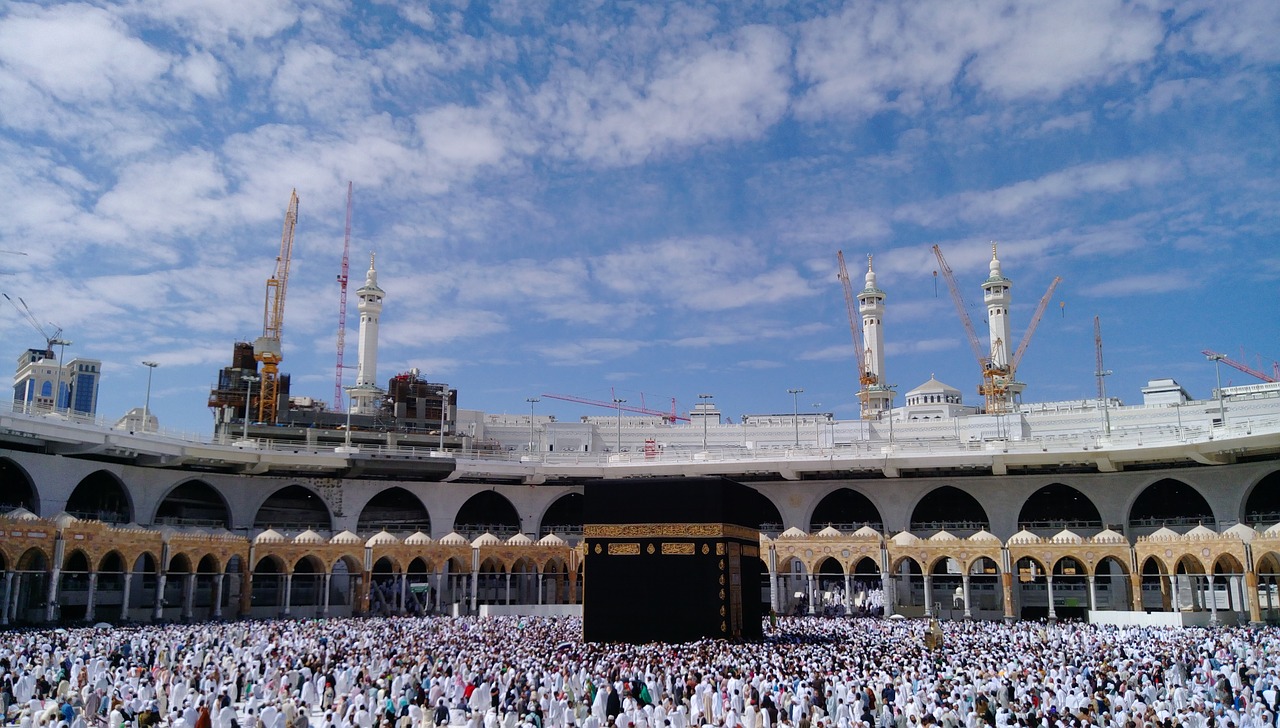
[583,476,763,643]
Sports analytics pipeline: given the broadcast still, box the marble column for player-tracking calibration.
[1045,575,1057,621]
[282,573,293,616]
[120,572,133,622]
[923,574,933,618]
[1,570,14,625]
[961,573,972,619]
[1086,575,1097,612]
[321,573,331,617]
[85,572,98,623]
[212,574,224,619]
[1207,574,1220,626]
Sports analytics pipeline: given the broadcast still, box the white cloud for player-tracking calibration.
[1081,272,1198,298]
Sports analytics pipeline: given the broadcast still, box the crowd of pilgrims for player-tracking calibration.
[2,616,1279,728]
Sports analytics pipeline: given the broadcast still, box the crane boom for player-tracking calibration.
[334,182,353,412]
[1094,316,1106,400]
[931,245,988,368]
[1009,276,1062,374]
[836,251,872,394]
[1201,349,1277,383]
[254,189,299,424]
[540,393,691,422]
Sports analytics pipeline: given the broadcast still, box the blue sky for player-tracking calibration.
[0,1,1277,435]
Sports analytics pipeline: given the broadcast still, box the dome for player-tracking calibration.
[293,529,325,544]
[1051,529,1082,543]
[1265,523,1280,536]
[1185,524,1217,538]
[815,526,842,538]
[905,376,962,401]
[779,527,808,539]
[1007,529,1039,545]
[51,512,80,528]
[2,507,40,521]
[438,532,469,546]
[969,529,1000,543]
[405,531,434,545]
[1148,526,1181,540]
[471,532,501,547]
[537,533,567,546]
[890,531,919,546]
[853,525,881,539]
[929,530,958,541]
[365,530,400,547]
[254,529,286,544]
[1224,523,1257,542]
[506,533,533,545]
[330,530,361,545]
[1092,527,1126,543]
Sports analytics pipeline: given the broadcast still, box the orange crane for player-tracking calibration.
[253,189,299,424]
[540,393,691,422]
[931,244,1061,412]
[835,251,874,405]
[1200,349,1277,383]
[334,182,353,412]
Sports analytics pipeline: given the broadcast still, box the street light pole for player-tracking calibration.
[141,361,159,432]
[1207,353,1227,426]
[787,388,803,447]
[343,386,357,450]
[698,393,713,448]
[50,339,72,414]
[526,397,541,454]
[613,398,626,453]
[241,374,260,441]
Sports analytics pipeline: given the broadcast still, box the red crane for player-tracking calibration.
[334,182,353,412]
[1201,349,1277,383]
[540,393,691,422]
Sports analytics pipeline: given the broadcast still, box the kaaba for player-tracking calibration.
[583,476,763,643]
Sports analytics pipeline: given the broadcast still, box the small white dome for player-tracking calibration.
[330,530,361,545]
[1148,526,1181,540]
[853,525,881,539]
[779,527,808,539]
[929,530,958,541]
[3,507,40,521]
[890,531,919,546]
[1224,523,1257,542]
[405,531,434,545]
[471,532,501,547]
[816,526,842,538]
[254,529,286,544]
[51,512,80,528]
[969,530,1000,543]
[365,530,400,547]
[1052,529,1082,543]
[293,529,325,544]
[1007,529,1039,544]
[537,533,567,546]
[1092,528,1126,543]
[506,533,533,545]
[1185,524,1217,538]
[438,532,469,546]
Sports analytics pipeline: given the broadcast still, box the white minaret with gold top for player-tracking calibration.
[857,255,893,416]
[350,253,385,415]
[982,244,1013,370]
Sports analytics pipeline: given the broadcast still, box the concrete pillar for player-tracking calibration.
[1245,571,1262,625]
[434,568,444,613]
[843,573,852,615]
[882,571,895,618]
[923,574,933,618]
[961,573,972,620]
[1169,573,1180,613]
[1207,574,1220,626]
[2,570,14,625]
[85,572,98,623]
[321,573,331,617]
[153,572,167,622]
[120,572,133,622]
[505,573,512,605]
[1129,573,1143,612]
[1046,575,1057,622]
[807,574,817,614]
[1001,572,1015,622]
[1087,575,1097,612]
[767,570,778,614]
[537,573,544,606]
[45,567,61,623]
[282,573,293,616]
[212,574,224,619]
[400,574,409,614]
[182,574,196,621]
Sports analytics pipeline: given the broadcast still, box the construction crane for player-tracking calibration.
[540,393,691,422]
[3,293,61,352]
[835,251,874,405]
[932,244,1062,413]
[1200,349,1277,383]
[334,182,353,412]
[254,189,299,424]
[931,245,997,410]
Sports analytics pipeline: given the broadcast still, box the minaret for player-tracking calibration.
[350,253,385,415]
[982,244,1013,370]
[857,255,892,416]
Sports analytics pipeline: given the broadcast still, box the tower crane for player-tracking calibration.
[254,189,299,424]
[836,251,874,406]
[334,182,353,412]
[932,244,1062,413]
[1200,349,1277,383]
[3,293,61,353]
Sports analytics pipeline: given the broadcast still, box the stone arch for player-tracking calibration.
[63,548,91,573]
[742,486,784,533]
[0,458,38,514]
[167,552,193,574]
[1243,469,1280,526]
[1139,556,1170,612]
[197,554,221,574]
[66,470,132,524]
[809,487,883,532]
[253,484,332,532]
[1017,483,1102,532]
[1092,555,1132,610]
[542,556,572,604]
[539,493,583,539]
[291,555,326,609]
[1256,550,1280,621]
[1128,478,1214,532]
[477,556,507,606]
[251,554,285,611]
[510,557,539,604]
[454,491,520,538]
[911,486,990,534]
[153,479,231,529]
[357,486,431,534]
